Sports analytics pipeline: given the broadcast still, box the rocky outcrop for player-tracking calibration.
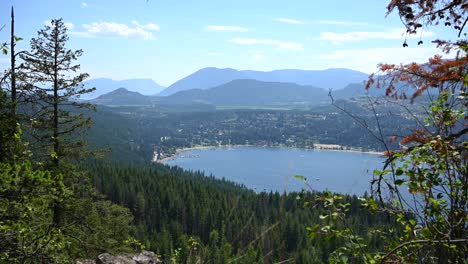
[76,251,162,264]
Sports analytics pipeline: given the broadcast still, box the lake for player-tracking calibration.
[163,146,385,195]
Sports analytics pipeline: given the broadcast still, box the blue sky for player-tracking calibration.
[0,0,455,86]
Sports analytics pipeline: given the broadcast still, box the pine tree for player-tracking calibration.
[1,18,138,262]
[19,18,95,167]
[0,7,22,164]
[19,18,95,227]
[10,7,17,117]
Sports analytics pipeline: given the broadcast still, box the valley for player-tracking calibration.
[61,65,440,263]
[87,95,424,163]
[1,1,465,262]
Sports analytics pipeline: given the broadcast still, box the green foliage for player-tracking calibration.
[0,89,18,163]
[0,16,137,262]
[370,91,467,263]
[70,196,136,256]
[297,188,396,263]
[307,55,468,263]
[0,42,6,55]
[2,5,464,264]
[0,160,137,262]
[87,160,397,263]
[123,236,146,252]
[0,161,66,263]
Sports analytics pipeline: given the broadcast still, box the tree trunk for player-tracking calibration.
[52,23,62,226]
[10,6,15,117]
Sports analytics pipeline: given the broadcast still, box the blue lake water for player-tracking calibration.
[164,147,384,195]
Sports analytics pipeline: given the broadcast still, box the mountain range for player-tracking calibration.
[85,67,378,108]
[90,79,378,109]
[162,79,329,106]
[159,67,369,96]
[81,78,165,99]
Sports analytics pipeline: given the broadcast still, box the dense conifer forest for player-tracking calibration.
[85,160,396,263]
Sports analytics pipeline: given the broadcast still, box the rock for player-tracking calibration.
[77,251,161,264]
[97,253,135,264]
[75,260,96,264]
[132,251,161,264]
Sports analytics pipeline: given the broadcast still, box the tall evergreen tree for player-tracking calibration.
[0,7,22,164]
[19,18,95,167]
[1,17,136,262]
[10,6,16,117]
[19,18,95,227]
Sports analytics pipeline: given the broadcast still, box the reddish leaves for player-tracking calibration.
[389,135,398,144]
[367,43,467,102]
[399,129,430,145]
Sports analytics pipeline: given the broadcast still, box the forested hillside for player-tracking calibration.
[85,99,424,162]
[85,160,396,263]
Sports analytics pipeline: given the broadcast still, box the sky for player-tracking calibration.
[0,0,458,86]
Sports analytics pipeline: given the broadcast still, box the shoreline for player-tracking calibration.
[312,144,383,155]
[156,144,384,163]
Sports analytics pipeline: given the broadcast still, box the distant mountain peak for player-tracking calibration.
[159,67,369,96]
[201,66,237,71]
[162,78,328,107]
[91,86,150,106]
[109,87,133,94]
[82,78,166,99]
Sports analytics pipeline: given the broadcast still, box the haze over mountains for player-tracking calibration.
[81,78,166,99]
[91,88,152,106]
[162,79,329,106]
[87,67,376,108]
[159,67,369,96]
[91,81,377,109]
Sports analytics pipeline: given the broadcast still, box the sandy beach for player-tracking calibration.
[312,144,384,155]
[155,143,384,163]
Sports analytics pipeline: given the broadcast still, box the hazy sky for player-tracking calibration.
[0,0,456,86]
